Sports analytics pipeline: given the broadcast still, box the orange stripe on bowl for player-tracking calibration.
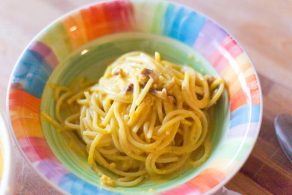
[220,59,250,89]
[187,169,225,193]
[80,4,112,41]
[10,109,43,139]
[230,89,248,111]
[247,75,260,104]
[222,52,259,111]
[228,66,252,98]
[9,88,44,139]
[228,80,241,98]
[63,13,88,49]
[230,74,260,111]
[9,88,40,113]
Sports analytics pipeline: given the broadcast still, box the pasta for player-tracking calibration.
[42,51,224,187]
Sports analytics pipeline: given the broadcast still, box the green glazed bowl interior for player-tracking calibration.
[41,33,230,193]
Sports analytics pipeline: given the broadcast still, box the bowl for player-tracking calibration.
[7,0,263,194]
[0,114,12,194]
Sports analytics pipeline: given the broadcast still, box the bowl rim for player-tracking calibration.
[5,0,263,194]
[168,0,263,194]
[173,1,263,193]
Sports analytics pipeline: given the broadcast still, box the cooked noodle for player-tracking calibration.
[42,51,224,187]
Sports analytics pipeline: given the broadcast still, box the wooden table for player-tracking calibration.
[1,0,291,194]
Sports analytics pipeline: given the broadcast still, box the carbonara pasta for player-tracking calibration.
[42,51,224,187]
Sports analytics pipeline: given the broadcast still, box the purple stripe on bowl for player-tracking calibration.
[194,20,228,62]
[36,159,68,183]
[226,123,260,138]
[29,41,59,69]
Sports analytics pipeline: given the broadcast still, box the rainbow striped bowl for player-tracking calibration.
[7,0,262,194]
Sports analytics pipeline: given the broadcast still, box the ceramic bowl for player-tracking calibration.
[7,0,262,194]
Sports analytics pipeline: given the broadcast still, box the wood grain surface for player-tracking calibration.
[1,0,291,194]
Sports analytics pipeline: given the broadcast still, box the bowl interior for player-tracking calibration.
[7,0,262,194]
[40,32,230,193]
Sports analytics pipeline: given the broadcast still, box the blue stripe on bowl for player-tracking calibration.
[230,105,261,128]
[59,173,114,195]
[13,49,52,97]
[163,4,205,46]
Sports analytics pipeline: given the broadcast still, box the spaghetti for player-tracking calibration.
[42,51,224,187]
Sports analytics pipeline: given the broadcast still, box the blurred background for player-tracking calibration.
[0,0,292,194]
